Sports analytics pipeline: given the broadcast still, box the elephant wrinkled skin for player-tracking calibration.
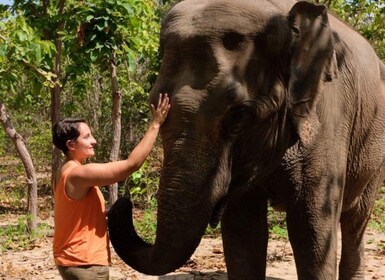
[108,0,385,279]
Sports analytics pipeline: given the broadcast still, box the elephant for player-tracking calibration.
[108,0,385,279]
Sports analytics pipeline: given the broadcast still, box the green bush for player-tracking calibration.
[369,185,385,233]
[0,216,51,253]
[133,199,158,243]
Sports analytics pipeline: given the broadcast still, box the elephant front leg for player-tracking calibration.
[221,189,268,280]
[339,175,382,280]
[339,209,366,280]
[286,199,340,280]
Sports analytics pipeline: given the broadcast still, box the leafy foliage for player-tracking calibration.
[369,186,385,233]
[63,0,159,71]
[0,11,56,100]
[0,216,50,253]
[318,0,385,60]
[133,199,158,243]
[128,161,160,202]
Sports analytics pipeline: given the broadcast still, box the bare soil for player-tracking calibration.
[1,217,384,280]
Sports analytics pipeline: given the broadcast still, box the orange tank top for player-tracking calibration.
[53,165,110,266]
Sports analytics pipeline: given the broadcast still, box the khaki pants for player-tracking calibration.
[57,265,109,280]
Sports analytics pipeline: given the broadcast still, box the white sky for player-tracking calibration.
[0,0,12,5]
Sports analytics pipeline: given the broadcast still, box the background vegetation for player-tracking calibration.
[0,0,384,253]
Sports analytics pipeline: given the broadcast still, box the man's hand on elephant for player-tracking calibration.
[151,93,171,127]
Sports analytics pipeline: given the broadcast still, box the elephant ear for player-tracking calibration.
[287,1,337,145]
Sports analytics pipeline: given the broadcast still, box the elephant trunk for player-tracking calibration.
[108,170,214,275]
[108,95,228,275]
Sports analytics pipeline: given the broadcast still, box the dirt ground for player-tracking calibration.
[1,224,384,280]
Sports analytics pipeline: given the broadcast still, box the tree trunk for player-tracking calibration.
[51,84,61,192]
[50,0,65,194]
[89,74,102,131]
[0,102,38,232]
[108,51,122,206]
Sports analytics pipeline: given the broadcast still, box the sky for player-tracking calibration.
[0,0,12,5]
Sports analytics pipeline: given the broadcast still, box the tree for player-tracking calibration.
[0,103,37,231]
[3,0,162,208]
[318,0,385,61]
[70,0,160,205]
[11,0,76,190]
[0,10,56,232]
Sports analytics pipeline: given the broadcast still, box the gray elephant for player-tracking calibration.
[108,0,385,279]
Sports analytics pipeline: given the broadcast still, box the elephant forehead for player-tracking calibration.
[163,0,279,38]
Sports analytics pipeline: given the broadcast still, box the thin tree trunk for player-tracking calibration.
[90,74,102,131]
[51,85,61,191]
[0,102,38,232]
[50,0,65,193]
[108,52,122,207]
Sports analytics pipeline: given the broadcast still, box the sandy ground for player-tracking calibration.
[1,228,384,280]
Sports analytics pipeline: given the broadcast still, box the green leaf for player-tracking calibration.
[122,3,134,14]
[95,42,104,49]
[86,15,94,22]
[132,171,142,185]
[15,30,27,41]
[95,23,104,31]
[90,50,98,62]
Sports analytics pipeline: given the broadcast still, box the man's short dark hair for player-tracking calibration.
[52,118,86,155]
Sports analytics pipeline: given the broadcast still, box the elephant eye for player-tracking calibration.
[222,32,245,51]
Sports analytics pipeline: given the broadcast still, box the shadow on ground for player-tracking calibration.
[158,271,285,280]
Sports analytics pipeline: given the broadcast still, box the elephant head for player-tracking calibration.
[108,0,337,275]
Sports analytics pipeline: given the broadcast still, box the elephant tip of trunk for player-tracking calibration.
[108,196,206,276]
[107,197,151,265]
